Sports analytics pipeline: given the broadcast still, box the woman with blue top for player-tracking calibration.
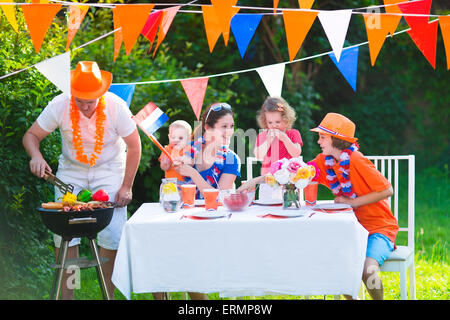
[174,102,241,198]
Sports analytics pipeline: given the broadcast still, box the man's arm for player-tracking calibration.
[22,121,52,178]
[115,129,141,207]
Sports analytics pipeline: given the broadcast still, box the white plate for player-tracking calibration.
[253,199,283,205]
[313,203,352,210]
[194,199,205,206]
[269,208,312,218]
[188,211,228,218]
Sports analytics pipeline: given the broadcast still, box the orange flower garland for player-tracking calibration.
[70,96,106,166]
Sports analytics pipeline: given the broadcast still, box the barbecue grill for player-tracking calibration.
[38,204,116,300]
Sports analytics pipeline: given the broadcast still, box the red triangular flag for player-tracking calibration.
[180,78,209,121]
[153,6,180,57]
[439,16,450,70]
[407,20,439,69]
[141,10,163,49]
[21,4,62,53]
[398,0,432,29]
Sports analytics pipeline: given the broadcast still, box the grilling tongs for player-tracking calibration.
[43,170,74,195]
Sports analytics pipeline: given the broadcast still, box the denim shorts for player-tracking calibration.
[366,233,395,266]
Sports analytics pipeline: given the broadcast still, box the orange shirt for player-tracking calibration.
[158,145,189,181]
[311,151,399,243]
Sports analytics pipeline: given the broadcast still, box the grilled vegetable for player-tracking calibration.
[92,189,109,202]
[61,192,77,206]
[77,189,92,202]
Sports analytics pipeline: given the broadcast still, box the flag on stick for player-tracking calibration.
[133,102,172,161]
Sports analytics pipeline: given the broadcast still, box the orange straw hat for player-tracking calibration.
[310,112,358,143]
[71,61,112,99]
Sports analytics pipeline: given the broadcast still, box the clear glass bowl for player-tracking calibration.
[219,190,255,212]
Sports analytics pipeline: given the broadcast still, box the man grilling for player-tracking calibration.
[23,61,141,299]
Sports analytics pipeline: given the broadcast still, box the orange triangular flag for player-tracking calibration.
[112,7,123,62]
[202,5,222,53]
[180,78,209,121]
[211,0,240,46]
[439,16,450,70]
[114,4,155,55]
[66,5,89,50]
[152,6,180,57]
[0,3,19,33]
[273,0,279,14]
[383,0,403,36]
[21,4,62,53]
[298,0,314,9]
[363,13,400,66]
[282,10,318,61]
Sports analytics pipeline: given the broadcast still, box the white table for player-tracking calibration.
[112,203,368,299]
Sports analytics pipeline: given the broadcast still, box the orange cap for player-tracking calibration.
[310,112,358,143]
[71,61,112,99]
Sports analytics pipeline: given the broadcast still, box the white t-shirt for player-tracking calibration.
[37,92,136,166]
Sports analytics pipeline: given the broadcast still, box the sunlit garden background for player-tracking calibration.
[0,0,448,300]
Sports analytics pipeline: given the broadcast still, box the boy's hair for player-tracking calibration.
[169,120,192,137]
[256,96,297,129]
[331,136,353,150]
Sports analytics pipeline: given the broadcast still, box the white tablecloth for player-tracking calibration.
[112,203,368,299]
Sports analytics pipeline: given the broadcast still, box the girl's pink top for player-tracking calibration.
[256,129,303,175]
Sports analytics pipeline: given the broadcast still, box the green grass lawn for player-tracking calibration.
[72,169,448,300]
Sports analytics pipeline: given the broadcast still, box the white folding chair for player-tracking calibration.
[366,155,416,300]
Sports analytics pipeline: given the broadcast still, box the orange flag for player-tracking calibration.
[180,78,209,121]
[298,0,315,9]
[273,0,279,14]
[383,0,403,36]
[439,16,450,70]
[202,5,240,53]
[211,0,240,46]
[21,3,62,53]
[282,10,318,61]
[0,2,19,33]
[114,4,155,55]
[152,6,181,57]
[202,5,222,53]
[66,5,89,50]
[363,13,400,66]
[112,7,123,62]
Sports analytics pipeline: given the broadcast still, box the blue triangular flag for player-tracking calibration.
[328,47,359,92]
[109,84,136,107]
[230,14,263,59]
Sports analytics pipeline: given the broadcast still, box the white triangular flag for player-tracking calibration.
[318,9,352,62]
[256,63,285,97]
[34,52,71,95]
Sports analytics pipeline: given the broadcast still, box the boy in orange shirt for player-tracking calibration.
[309,113,398,300]
[159,120,192,182]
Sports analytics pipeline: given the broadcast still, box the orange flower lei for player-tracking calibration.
[70,96,106,166]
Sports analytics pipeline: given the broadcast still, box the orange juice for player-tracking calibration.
[304,182,318,206]
[204,189,219,211]
[181,184,196,208]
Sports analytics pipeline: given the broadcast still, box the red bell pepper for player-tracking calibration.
[92,189,109,202]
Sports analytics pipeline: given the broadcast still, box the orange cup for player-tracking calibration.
[181,184,196,208]
[204,189,219,211]
[304,182,318,206]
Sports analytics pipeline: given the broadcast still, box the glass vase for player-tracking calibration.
[282,184,300,210]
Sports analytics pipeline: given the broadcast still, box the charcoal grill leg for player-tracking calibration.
[51,239,69,300]
[89,239,110,300]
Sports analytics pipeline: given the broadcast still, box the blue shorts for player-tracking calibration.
[366,233,395,266]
